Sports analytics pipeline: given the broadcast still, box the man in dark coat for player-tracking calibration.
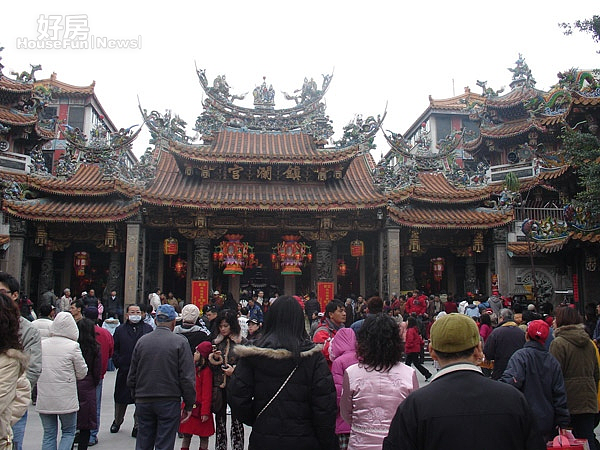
[484,308,526,379]
[105,289,123,323]
[127,304,196,450]
[110,304,153,437]
[383,313,545,450]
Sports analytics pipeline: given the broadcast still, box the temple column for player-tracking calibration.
[283,276,296,297]
[401,255,416,292]
[105,250,121,301]
[38,249,54,300]
[6,218,26,284]
[316,239,333,297]
[465,255,477,294]
[192,237,210,281]
[380,227,400,299]
[125,223,141,304]
[493,227,510,297]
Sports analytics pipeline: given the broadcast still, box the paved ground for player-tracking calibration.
[20,359,599,449]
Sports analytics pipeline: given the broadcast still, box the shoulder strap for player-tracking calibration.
[256,365,298,419]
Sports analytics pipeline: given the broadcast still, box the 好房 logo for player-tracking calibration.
[16,14,141,50]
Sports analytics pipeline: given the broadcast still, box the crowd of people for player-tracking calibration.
[3,276,600,450]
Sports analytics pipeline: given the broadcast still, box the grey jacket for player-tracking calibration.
[19,316,42,386]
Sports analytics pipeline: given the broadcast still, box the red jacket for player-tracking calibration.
[94,325,114,378]
[405,327,424,354]
[406,295,427,316]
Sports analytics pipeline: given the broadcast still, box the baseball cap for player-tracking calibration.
[213,291,220,296]
[527,319,549,344]
[156,304,177,322]
[430,313,480,353]
[248,318,260,325]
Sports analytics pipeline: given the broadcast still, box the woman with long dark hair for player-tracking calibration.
[340,313,419,450]
[0,293,30,450]
[228,295,337,450]
[208,309,245,450]
[550,306,599,450]
[75,318,101,450]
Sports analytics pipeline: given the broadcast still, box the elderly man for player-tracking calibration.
[383,313,545,450]
[111,304,153,437]
[127,304,196,450]
[483,308,526,380]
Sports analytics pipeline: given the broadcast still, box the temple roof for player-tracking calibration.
[3,197,141,223]
[410,173,493,204]
[0,75,34,93]
[388,204,513,229]
[170,129,360,166]
[142,150,386,211]
[34,73,96,96]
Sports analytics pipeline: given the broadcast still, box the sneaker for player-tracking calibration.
[110,422,120,433]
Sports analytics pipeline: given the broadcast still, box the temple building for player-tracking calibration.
[0,51,599,309]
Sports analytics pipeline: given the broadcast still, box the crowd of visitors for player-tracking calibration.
[5,275,600,450]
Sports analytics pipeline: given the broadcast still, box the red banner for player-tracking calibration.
[572,274,579,303]
[191,280,209,308]
[317,282,335,311]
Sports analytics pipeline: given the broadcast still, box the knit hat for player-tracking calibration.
[156,304,177,322]
[195,341,213,358]
[181,304,200,324]
[430,313,480,353]
[527,319,549,344]
[527,304,536,311]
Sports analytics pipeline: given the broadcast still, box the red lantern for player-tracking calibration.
[73,251,90,277]
[174,258,187,278]
[431,257,445,282]
[163,237,178,255]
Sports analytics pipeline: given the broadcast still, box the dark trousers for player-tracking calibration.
[134,400,180,450]
[405,352,432,378]
[570,413,599,450]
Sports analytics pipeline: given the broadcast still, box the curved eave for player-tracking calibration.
[0,76,34,93]
[168,130,360,166]
[411,173,494,204]
[0,106,39,126]
[507,236,570,255]
[34,77,95,96]
[478,120,546,141]
[484,86,545,109]
[388,205,513,230]
[142,152,386,211]
[571,93,600,107]
[3,198,141,223]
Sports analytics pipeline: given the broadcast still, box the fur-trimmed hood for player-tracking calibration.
[214,332,242,345]
[234,343,323,359]
[3,348,28,376]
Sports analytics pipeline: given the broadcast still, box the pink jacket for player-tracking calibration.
[340,361,418,450]
[330,328,358,434]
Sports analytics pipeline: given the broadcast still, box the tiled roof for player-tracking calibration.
[411,173,493,204]
[0,76,33,93]
[28,164,138,197]
[388,204,513,229]
[429,88,484,110]
[0,235,9,246]
[571,92,600,107]
[484,86,543,109]
[0,106,38,126]
[143,151,386,211]
[34,73,95,96]
[538,165,570,180]
[170,129,359,165]
[507,237,569,255]
[479,119,545,140]
[3,197,140,223]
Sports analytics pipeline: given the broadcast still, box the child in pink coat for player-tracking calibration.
[331,328,359,450]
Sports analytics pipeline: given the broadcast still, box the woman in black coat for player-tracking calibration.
[228,296,337,450]
[76,318,101,450]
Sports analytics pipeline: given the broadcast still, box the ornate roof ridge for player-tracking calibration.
[387,203,513,229]
[34,73,95,95]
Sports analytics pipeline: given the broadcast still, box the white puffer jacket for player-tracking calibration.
[35,312,88,414]
[0,349,29,450]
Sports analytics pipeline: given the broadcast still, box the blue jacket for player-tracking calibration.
[248,304,264,324]
[500,341,569,439]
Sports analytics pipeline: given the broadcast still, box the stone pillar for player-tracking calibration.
[38,249,54,300]
[283,276,296,297]
[465,255,477,294]
[125,223,141,304]
[6,218,26,283]
[386,227,401,298]
[192,237,210,281]
[401,255,416,291]
[493,227,510,296]
[316,240,333,282]
[105,250,121,299]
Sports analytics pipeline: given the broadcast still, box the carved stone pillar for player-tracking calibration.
[105,250,121,299]
[386,227,401,298]
[493,227,510,296]
[193,237,210,280]
[465,255,477,294]
[38,249,54,299]
[401,255,416,291]
[316,240,333,282]
[7,218,26,284]
[125,223,141,304]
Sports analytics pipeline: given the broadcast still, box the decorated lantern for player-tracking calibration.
[213,234,257,276]
[73,251,90,277]
[472,231,484,253]
[163,237,179,255]
[174,257,187,278]
[431,257,445,282]
[409,230,421,253]
[272,235,312,276]
[350,239,365,257]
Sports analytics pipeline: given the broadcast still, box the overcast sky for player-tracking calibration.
[3,1,599,158]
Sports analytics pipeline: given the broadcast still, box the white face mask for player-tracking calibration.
[128,315,142,323]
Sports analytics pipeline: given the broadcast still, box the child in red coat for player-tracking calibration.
[179,341,215,450]
[405,316,432,381]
